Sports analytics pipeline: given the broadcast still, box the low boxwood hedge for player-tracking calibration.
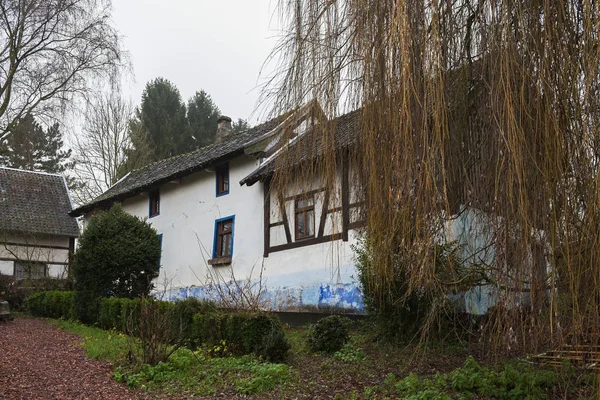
[192,312,290,362]
[25,292,291,362]
[25,290,75,320]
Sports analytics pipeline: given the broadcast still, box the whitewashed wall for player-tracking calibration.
[0,233,71,278]
[121,156,264,293]
[116,154,364,312]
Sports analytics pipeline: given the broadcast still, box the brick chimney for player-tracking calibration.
[215,116,232,143]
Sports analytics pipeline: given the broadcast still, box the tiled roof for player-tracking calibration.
[240,109,360,186]
[70,113,293,216]
[0,168,79,237]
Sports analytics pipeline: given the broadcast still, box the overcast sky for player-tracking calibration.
[112,0,281,125]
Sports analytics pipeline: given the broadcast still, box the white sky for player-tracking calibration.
[111,0,282,125]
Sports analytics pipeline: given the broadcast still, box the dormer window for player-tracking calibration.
[216,163,229,196]
[149,190,160,217]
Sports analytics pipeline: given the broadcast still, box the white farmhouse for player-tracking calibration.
[0,168,79,280]
[71,106,365,313]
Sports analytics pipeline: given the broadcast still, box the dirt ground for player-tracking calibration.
[0,317,161,400]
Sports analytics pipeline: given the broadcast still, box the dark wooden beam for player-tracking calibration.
[1,241,71,251]
[68,237,75,268]
[341,150,350,241]
[268,233,342,253]
[0,257,69,266]
[283,187,326,202]
[277,192,292,244]
[263,178,271,257]
[318,189,330,238]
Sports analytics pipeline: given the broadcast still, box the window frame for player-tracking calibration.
[14,260,47,280]
[149,189,160,218]
[212,215,235,259]
[215,163,230,197]
[294,195,315,241]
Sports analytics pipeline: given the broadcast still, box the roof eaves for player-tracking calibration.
[70,147,247,217]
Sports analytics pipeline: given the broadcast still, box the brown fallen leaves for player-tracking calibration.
[0,317,163,400]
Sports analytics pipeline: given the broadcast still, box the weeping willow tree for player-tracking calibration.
[263,0,600,353]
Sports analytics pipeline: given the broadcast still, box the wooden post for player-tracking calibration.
[341,150,350,241]
[263,178,271,257]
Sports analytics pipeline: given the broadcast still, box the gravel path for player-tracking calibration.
[0,317,162,400]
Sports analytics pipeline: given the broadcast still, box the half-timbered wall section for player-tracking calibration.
[258,158,365,311]
[0,233,73,279]
[0,167,79,281]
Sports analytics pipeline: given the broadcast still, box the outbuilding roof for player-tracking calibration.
[0,167,79,237]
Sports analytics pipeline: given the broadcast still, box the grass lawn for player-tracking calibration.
[49,319,598,399]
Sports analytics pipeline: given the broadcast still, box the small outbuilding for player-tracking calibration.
[0,167,79,280]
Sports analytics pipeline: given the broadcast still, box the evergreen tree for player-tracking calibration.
[187,90,220,148]
[128,78,190,163]
[0,114,73,175]
[232,118,251,134]
[121,78,247,178]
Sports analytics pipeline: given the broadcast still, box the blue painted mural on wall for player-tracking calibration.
[156,265,365,313]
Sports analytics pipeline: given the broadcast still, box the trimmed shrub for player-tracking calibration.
[25,291,75,319]
[190,312,290,362]
[172,298,216,342]
[192,312,225,346]
[255,327,291,362]
[307,315,351,353]
[89,296,291,362]
[72,204,161,324]
[98,297,216,343]
[242,315,290,362]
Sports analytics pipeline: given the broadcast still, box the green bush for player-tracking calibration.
[191,312,290,362]
[307,315,350,353]
[255,327,291,362]
[98,297,218,344]
[192,312,225,346]
[354,239,462,340]
[97,297,142,332]
[72,204,161,324]
[25,291,75,319]
[171,298,216,343]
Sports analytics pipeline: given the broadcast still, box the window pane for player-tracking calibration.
[14,262,24,280]
[15,262,46,280]
[221,233,232,257]
[307,210,315,236]
[217,165,229,194]
[150,191,160,216]
[223,221,232,233]
[297,212,305,237]
[223,175,229,192]
[297,198,314,208]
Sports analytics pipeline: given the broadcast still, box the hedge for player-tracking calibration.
[25,290,75,320]
[98,297,215,333]
[191,312,290,362]
[24,292,291,362]
[97,297,289,361]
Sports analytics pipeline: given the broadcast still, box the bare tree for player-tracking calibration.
[72,93,132,203]
[0,0,126,142]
